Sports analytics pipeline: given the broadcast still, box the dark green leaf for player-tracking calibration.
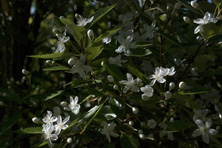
[60,17,85,42]
[15,127,43,134]
[45,90,65,101]
[177,88,209,95]
[129,48,152,57]
[89,4,116,28]
[43,66,69,71]
[85,44,103,61]
[28,52,65,59]
[165,120,190,133]
[104,61,125,81]
[120,134,138,148]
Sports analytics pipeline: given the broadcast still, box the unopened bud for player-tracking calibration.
[164,91,172,100]
[179,81,186,89]
[139,134,145,139]
[22,69,28,75]
[169,82,175,90]
[46,60,52,65]
[191,1,199,9]
[132,107,139,114]
[68,58,75,65]
[67,138,72,143]
[107,75,114,82]
[61,101,68,107]
[174,2,181,10]
[101,61,104,66]
[183,16,190,23]
[129,121,134,126]
[87,29,94,40]
[113,85,119,90]
[32,117,40,124]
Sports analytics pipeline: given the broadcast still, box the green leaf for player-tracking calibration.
[1,112,22,135]
[177,88,209,95]
[126,65,150,84]
[89,4,116,28]
[45,90,65,101]
[94,25,123,43]
[28,52,65,59]
[129,48,152,57]
[165,120,190,133]
[80,102,104,134]
[156,30,182,47]
[120,134,138,148]
[60,17,85,42]
[178,0,202,15]
[199,23,219,39]
[194,54,216,72]
[15,127,43,134]
[43,66,69,71]
[104,61,125,81]
[85,43,103,61]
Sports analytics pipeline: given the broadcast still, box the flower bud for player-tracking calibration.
[164,91,172,100]
[174,2,181,10]
[107,75,114,82]
[113,85,119,90]
[53,106,61,116]
[147,119,157,129]
[61,101,68,107]
[67,138,72,143]
[139,133,145,139]
[22,69,28,75]
[191,1,199,9]
[32,117,40,124]
[68,58,75,65]
[2,92,7,97]
[183,16,190,23]
[129,121,134,126]
[169,82,175,90]
[179,81,186,89]
[101,61,104,66]
[46,60,52,65]
[87,29,94,40]
[132,107,139,114]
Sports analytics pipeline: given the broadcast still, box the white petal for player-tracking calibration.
[208,129,218,135]
[202,133,209,144]
[192,129,202,137]
[194,25,200,34]
[157,77,166,83]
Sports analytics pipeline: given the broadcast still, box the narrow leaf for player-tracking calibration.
[43,66,69,71]
[165,120,190,133]
[120,134,138,148]
[16,127,43,134]
[45,90,65,101]
[89,4,116,28]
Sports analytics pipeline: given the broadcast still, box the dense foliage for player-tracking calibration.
[1,0,222,147]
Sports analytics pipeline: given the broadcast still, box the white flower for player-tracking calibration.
[42,123,59,148]
[141,24,155,39]
[42,111,58,124]
[109,54,127,67]
[75,14,94,26]
[65,96,81,114]
[71,54,91,79]
[149,67,169,86]
[193,12,218,34]
[167,67,176,76]
[55,30,70,53]
[193,109,209,122]
[119,73,140,93]
[159,122,174,141]
[192,118,218,144]
[54,115,70,134]
[102,36,112,44]
[115,35,135,56]
[101,121,119,143]
[140,85,154,100]
[147,119,157,129]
